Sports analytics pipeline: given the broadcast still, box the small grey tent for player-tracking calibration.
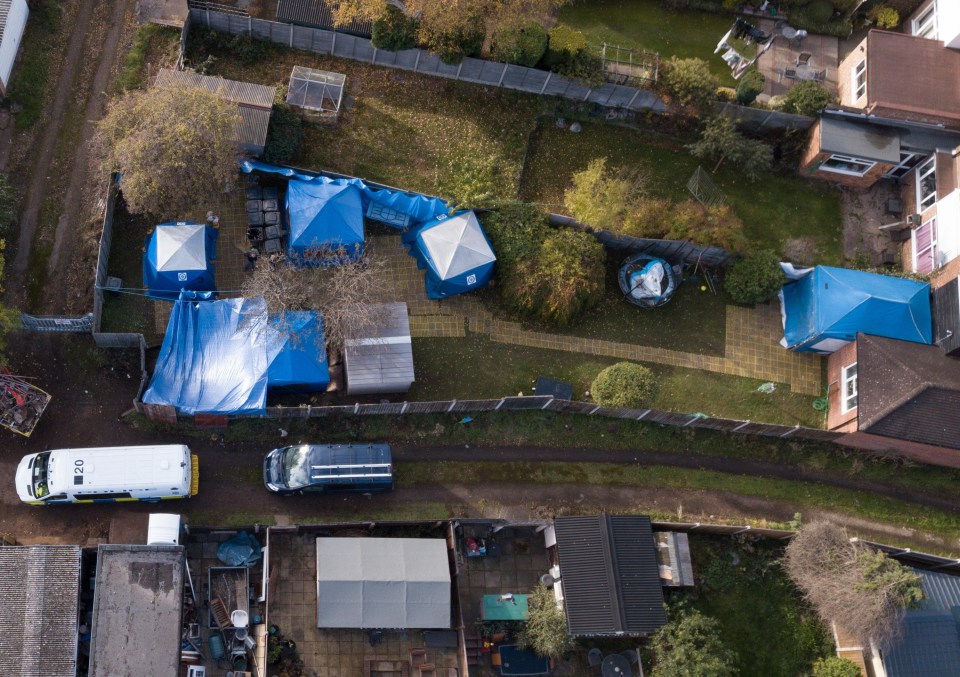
[316,537,451,629]
[344,302,414,395]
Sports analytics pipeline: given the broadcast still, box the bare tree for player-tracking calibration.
[782,521,924,650]
[241,246,390,355]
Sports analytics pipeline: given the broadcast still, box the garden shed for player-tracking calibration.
[316,537,451,629]
[286,65,345,122]
[344,302,414,395]
[143,222,218,300]
[405,211,496,299]
[268,311,330,393]
[780,266,932,353]
[286,180,365,263]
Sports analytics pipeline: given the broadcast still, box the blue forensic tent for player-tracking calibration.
[143,222,218,300]
[287,180,365,263]
[780,266,932,353]
[404,211,496,299]
[242,160,449,226]
[142,295,269,415]
[267,311,330,392]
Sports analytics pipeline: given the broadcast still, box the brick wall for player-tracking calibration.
[826,340,858,431]
[838,37,868,107]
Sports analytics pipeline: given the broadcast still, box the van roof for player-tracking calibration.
[303,443,392,483]
[48,445,190,493]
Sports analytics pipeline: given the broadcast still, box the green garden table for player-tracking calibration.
[482,594,530,621]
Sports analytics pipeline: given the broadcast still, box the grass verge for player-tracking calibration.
[117,24,181,92]
[8,0,63,129]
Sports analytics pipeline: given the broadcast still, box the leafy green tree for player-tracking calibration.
[592,362,657,408]
[95,83,242,217]
[780,80,834,117]
[735,69,765,106]
[724,250,785,304]
[371,5,418,51]
[660,57,719,111]
[564,158,646,232]
[517,584,575,659]
[869,6,900,29]
[263,90,303,164]
[492,21,548,67]
[687,116,772,181]
[437,149,500,209]
[651,609,737,677]
[544,24,586,67]
[813,656,863,677]
[419,9,485,64]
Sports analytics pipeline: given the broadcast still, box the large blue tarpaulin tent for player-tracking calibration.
[267,311,330,392]
[241,160,449,226]
[403,211,496,299]
[780,266,933,353]
[143,295,269,415]
[287,180,365,263]
[143,222,218,300]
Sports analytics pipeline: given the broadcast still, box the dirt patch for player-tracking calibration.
[839,181,905,266]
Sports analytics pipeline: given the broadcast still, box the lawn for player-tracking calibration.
[555,0,743,86]
[100,199,159,340]
[408,333,822,427]
[8,0,64,128]
[521,119,843,263]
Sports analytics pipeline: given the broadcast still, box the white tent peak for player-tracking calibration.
[420,212,495,279]
[155,223,208,272]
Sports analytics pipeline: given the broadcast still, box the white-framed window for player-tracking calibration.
[853,60,866,100]
[916,156,937,211]
[841,363,858,413]
[820,154,876,177]
[913,1,938,39]
[913,217,939,273]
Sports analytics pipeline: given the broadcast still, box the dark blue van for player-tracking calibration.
[263,443,393,495]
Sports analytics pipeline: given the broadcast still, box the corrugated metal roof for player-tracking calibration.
[919,570,960,611]
[90,545,185,677]
[277,0,373,36]
[883,611,960,677]
[345,302,414,395]
[554,515,667,636]
[155,68,276,109]
[0,545,81,677]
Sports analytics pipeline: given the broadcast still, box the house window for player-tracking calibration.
[916,156,937,211]
[820,154,876,177]
[883,151,922,180]
[913,1,938,39]
[841,363,858,413]
[853,60,866,99]
[913,217,939,273]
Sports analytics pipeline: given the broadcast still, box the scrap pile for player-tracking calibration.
[0,374,51,437]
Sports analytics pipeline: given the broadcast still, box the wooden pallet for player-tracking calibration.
[210,597,230,629]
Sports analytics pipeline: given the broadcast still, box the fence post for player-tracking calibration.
[589,405,600,414]
[455,62,463,80]
[779,425,800,438]
[636,409,650,420]
[757,111,774,131]
[401,402,408,413]
[206,9,210,27]
[372,46,377,64]
[248,15,252,36]
[732,420,751,432]
[541,398,554,410]
[447,400,457,412]
[495,398,505,410]
[353,402,359,414]
[497,63,508,86]
[289,22,293,47]
[332,31,337,54]
[583,88,592,102]
[539,72,551,94]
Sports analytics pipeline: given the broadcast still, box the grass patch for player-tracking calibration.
[25,240,52,310]
[100,198,157,339]
[521,120,843,262]
[398,460,960,542]
[409,332,821,426]
[118,24,181,92]
[8,0,63,129]
[555,0,742,86]
[188,28,542,199]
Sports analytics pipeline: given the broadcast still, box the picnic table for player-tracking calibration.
[482,594,530,621]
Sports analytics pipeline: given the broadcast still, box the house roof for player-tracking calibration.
[882,570,960,677]
[0,546,80,677]
[857,333,960,449]
[819,117,901,163]
[553,515,667,636]
[865,30,960,127]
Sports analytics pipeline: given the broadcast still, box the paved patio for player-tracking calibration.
[755,19,839,102]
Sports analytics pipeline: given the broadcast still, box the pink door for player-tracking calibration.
[914,218,938,273]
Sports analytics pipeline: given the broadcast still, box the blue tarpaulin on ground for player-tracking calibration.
[241,160,450,225]
[267,311,330,392]
[287,180,365,263]
[143,222,218,300]
[143,294,269,415]
[780,266,932,353]
[403,211,496,299]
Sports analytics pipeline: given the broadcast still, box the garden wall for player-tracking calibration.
[188,9,669,113]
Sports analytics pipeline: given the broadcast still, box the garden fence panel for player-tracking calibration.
[92,332,144,349]
[93,176,120,333]
[716,102,814,134]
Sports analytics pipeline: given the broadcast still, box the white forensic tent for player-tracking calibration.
[316,537,451,629]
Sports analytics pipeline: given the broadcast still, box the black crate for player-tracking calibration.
[262,186,279,201]
[264,238,282,254]
[245,186,262,200]
[261,198,278,212]
[262,211,280,226]
[264,225,281,240]
[247,211,264,226]
[246,199,262,213]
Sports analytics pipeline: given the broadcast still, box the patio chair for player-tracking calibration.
[796,52,812,66]
[813,69,827,81]
[784,68,797,80]
[411,648,427,667]
[419,664,436,677]
[587,648,603,667]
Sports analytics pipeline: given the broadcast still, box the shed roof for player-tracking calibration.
[554,515,666,636]
[857,333,960,449]
[135,0,188,27]
[0,546,80,677]
[344,302,414,395]
[0,1,11,32]
[316,537,451,629]
[89,545,184,677]
[882,571,960,677]
[277,0,374,36]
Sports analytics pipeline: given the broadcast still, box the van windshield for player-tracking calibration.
[282,446,312,489]
[32,452,51,499]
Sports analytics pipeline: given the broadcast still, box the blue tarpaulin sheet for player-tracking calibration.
[403,210,496,299]
[143,222,218,300]
[287,180,365,262]
[780,266,932,353]
[242,160,450,225]
[143,294,269,415]
[217,532,262,567]
[267,311,330,392]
